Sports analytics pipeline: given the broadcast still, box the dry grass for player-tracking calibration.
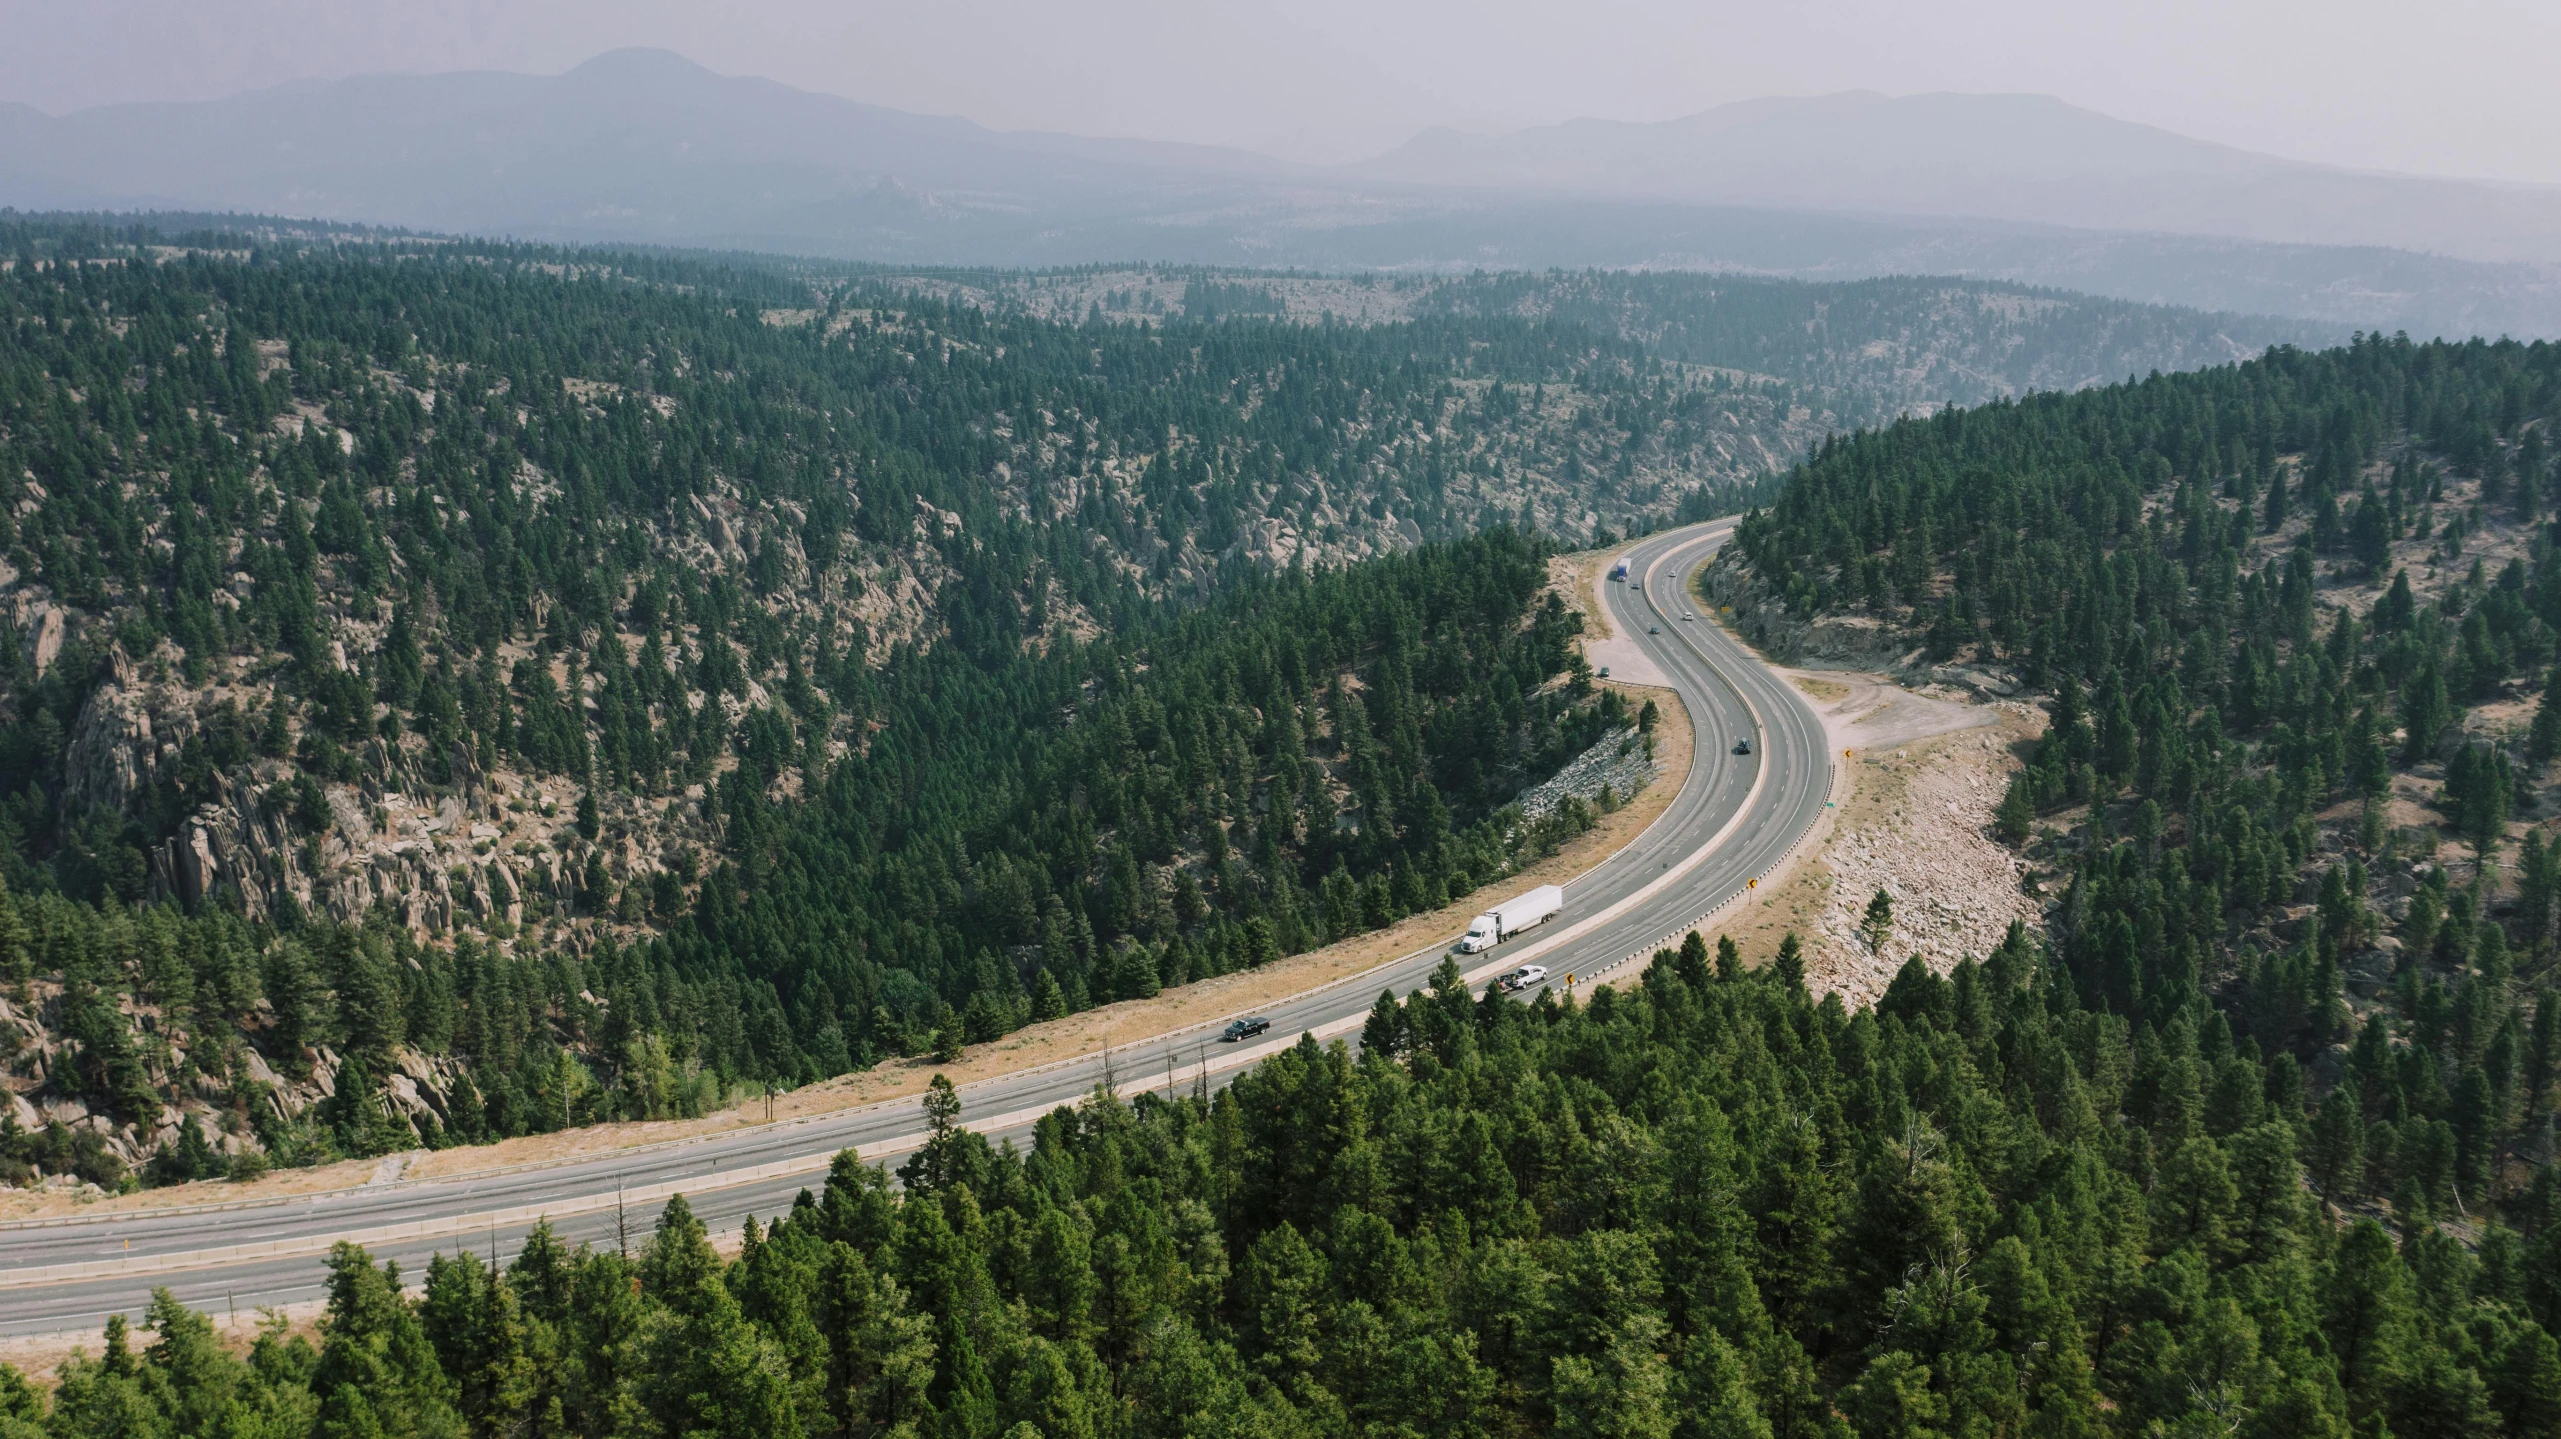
[1550,550,1617,642]
[1791,676,1850,704]
[0,1304,324,1385]
[1705,775,1848,970]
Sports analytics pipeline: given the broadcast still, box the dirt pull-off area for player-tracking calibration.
[1708,659,2047,1006]
[1553,549,1674,688]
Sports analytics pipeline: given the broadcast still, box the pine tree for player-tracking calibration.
[2377,568,2418,633]
[903,1074,968,1195]
[0,878,27,988]
[1676,931,1712,990]
[1862,889,1895,954]
[1994,771,2037,843]
[1361,988,1407,1061]
[420,1250,538,1436]
[2522,831,2558,956]
[1030,969,1068,1023]
[2532,665,2561,765]
[1772,931,1805,992]
[2310,1087,2366,1206]
[310,1242,469,1439]
[2323,1219,2417,1409]
[2404,662,2452,762]
[639,1196,720,1311]
[2494,1323,2561,1438]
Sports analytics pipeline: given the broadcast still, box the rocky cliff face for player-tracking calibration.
[1697,548,2022,699]
[0,614,616,1180]
[1698,548,1910,669]
[43,634,584,936]
[0,973,476,1189]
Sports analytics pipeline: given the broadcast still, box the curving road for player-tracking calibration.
[0,519,1832,1336]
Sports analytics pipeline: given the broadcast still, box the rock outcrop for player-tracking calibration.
[1515,728,1660,824]
[1697,550,2023,700]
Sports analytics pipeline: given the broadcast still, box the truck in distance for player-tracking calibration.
[1221,1016,1272,1042]
[1609,559,1630,582]
[1456,884,1565,953]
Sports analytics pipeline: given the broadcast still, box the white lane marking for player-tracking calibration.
[1439,530,1775,990]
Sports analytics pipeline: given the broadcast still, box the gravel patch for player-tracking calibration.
[1806,726,2045,1007]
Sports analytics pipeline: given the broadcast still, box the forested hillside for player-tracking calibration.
[1707,330,2561,1432]
[18,931,2561,1438]
[886,264,2330,438]
[1412,270,2325,421]
[6,248,2561,1436]
[0,216,2330,1187]
[0,218,1666,1182]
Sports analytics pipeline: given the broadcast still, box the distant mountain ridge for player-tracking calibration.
[0,48,1297,241]
[1358,90,2561,267]
[5,51,2561,340]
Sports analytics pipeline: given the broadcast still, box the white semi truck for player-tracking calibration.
[1456,884,1565,953]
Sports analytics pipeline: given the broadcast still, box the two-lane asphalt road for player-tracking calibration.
[0,520,1832,1336]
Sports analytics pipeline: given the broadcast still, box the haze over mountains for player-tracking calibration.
[1366,90,2561,265]
[7,48,2561,339]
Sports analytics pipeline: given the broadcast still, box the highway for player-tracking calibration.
[0,519,1834,1336]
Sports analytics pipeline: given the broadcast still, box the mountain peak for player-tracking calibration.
[563,47,723,83]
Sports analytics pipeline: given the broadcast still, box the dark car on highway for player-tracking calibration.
[1732,738,1752,755]
[1222,1016,1272,1042]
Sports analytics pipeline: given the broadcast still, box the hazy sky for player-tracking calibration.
[11,0,2561,182]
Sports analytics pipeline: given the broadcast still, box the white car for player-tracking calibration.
[1497,964,1550,993]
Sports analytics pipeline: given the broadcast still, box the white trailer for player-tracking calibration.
[1456,884,1565,953]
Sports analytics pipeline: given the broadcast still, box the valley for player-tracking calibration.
[0,212,2552,1439]
[0,218,2325,1191]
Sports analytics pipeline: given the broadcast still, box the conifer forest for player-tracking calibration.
[4,216,2561,1437]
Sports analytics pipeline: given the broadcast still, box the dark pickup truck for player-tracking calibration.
[1221,1016,1272,1042]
